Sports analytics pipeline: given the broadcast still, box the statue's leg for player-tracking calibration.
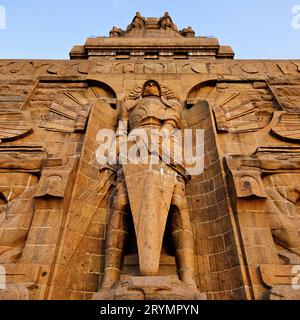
[102,178,129,290]
[171,179,197,288]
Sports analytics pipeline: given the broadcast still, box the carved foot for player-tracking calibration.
[179,268,198,289]
[93,276,207,300]
[101,268,121,290]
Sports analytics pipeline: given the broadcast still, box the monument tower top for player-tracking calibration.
[70,12,234,60]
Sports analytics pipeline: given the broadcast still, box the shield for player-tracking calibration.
[123,164,175,276]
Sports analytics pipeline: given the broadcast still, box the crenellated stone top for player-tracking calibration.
[70,12,234,60]
[109,12,195,39]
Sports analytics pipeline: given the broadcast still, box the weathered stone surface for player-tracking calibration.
[93,276,206,300]
[260,265,300,300]
[0,12,300,300]
[35,155,79,198]
[271,113,300,142]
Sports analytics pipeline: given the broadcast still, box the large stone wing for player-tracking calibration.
[182,101,235,295]
[53,94,119,277]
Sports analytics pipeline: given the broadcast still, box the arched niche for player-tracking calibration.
[87,80,118,110]
[186,80,217,109]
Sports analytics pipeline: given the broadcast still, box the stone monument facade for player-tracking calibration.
[0,12,300,300]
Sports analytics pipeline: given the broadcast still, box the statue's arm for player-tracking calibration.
[162,98,183,136]
[111,101,130,162]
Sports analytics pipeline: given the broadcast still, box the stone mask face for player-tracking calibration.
[142,81,161,98]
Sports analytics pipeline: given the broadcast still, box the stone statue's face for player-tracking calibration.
[142,81,161,98]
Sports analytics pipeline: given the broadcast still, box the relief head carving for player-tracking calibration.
[141,80,161,98]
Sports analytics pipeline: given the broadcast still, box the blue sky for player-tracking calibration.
[0,0,299,59]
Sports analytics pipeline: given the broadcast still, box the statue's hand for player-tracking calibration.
[161,126,171,140]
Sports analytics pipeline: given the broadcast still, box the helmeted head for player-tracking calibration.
[142,80,161,98]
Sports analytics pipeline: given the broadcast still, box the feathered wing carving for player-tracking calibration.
[0,111,32,143]
[127,85,177,101]
[53,92,119,277]
[40,85,117,133]
[40,91,90,133]
[188,83,273,133]
[271,113,300,142]
[127,86,143,101]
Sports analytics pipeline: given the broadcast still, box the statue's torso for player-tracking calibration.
[126,96,181,131]
[121,96,186,178]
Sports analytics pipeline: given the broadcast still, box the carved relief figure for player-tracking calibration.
[0,173,37,263]
[101,80,197,290]
[109,26,124,38]
[158,12,174,29]
[128,12,146,30]
[181,27,195,38]
[264,174,300,257]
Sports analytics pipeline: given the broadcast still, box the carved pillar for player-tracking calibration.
[224,147,300,300]
[0,144,79,300]
[20,156,79,299]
